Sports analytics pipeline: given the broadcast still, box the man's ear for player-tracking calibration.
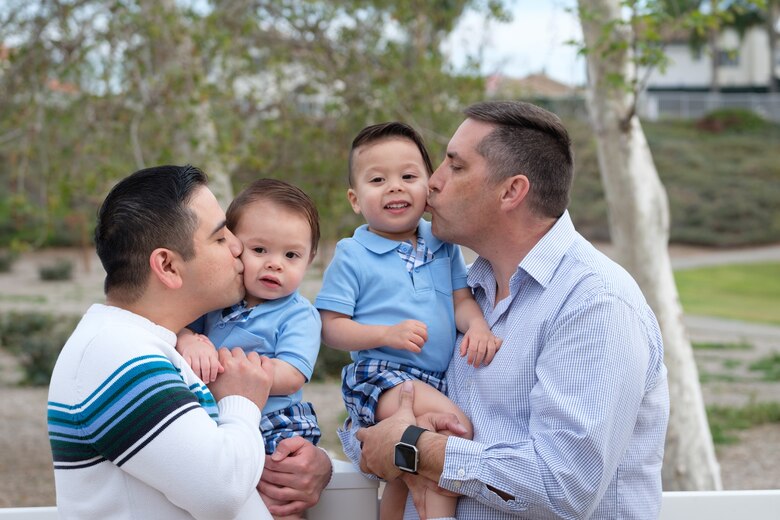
[347,188,361,215]
[499,174,530,211]
[149,248,183,290]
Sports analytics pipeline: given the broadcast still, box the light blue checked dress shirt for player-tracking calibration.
[340,211,669,519]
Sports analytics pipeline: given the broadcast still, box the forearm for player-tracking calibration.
[453,288,487,334]
[321,313,390,352]
[268,359,306,396]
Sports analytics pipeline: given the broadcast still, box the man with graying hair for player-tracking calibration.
[347,101,670,519]
[47,164,331,519]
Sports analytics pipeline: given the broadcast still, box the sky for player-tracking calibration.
[446,0,586,86]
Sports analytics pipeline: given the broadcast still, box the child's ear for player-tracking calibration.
[347,188,361,214]
[149,248,184,290]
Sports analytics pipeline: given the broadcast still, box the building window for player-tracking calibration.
[717,50,739,67]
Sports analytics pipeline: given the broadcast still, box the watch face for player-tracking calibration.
[394,443,418,473]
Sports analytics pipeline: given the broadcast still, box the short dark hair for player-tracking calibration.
[226,179,320,259]
[95,164,207,303]
[348,122,434,187]
[464,101,574,218]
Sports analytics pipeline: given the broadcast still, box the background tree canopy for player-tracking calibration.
[0,0,503,249]
[1,0,778,252]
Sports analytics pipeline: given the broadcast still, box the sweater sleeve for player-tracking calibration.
[53,330,267,520]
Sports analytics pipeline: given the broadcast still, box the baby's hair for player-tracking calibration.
[226,179,320,258]
[348,122,434,187]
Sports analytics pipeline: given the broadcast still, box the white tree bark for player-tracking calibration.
[578,0,722,490]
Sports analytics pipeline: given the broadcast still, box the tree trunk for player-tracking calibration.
[709,0,720,94]
[155,0,234,208]
[769,0,779,93]
[578,0,722,491]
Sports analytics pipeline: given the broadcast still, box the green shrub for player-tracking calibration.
[38,258,74,281]
[311,345,351,382]
[0,250,18,273]
[695,108,769,133]
[0,311,79,386]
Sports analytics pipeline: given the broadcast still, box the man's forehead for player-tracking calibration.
[448,118,493,156]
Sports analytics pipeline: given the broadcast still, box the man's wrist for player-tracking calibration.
[317,446,334,487]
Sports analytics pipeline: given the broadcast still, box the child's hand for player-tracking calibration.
[177,333,223,382]
[384,320,428,353]
[460,323,501,367]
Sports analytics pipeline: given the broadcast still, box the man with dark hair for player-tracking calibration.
[47,165,330,519]
[349,101,670,519]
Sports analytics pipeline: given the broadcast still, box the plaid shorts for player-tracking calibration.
[260,401,321,455]
[342,359,447,426]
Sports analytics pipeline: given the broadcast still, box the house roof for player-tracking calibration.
[486,73,576,98]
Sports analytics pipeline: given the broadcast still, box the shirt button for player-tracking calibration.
[414,268,420,273]
[458,468,465,477]
[453,481,462,490]
[218,323,225,328]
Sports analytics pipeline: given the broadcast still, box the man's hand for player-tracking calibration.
[177,332,223,382]
[207,348,274,410]
[355,381,419,480]
[384,320,428,353]
[257,436,332,517]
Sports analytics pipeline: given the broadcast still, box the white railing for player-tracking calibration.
[639,91,780,122]
[1,466,779,520]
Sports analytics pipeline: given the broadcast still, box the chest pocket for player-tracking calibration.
[428,257,454,296]
[213,325,271,356]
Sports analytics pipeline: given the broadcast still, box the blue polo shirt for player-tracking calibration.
[190,291,321,415]
[315,219,468,373]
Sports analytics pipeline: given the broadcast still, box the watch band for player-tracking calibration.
[400,425,428,446]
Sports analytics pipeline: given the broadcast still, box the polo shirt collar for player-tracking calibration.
[352,219,444,254]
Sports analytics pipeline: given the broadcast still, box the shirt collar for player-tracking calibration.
[468,210,577,290]
[352,219,444,254]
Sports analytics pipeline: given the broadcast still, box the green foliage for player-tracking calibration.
[38,259,74,281]
[707,402,780,444]
[0,0,497,245]
[568,117,780,246]
[693,341,753,351]
[0,250,19,273]
[311,345,351,382]
[674,263,780,325]
[0,312,79,386]
[749,353,780,381]
[695,108,771,133]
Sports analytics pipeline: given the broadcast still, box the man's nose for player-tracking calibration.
[429,162,444,192]
[227,229,243,257]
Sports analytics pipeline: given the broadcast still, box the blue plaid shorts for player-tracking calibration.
[260,401,321,454]
[342,359,447,426]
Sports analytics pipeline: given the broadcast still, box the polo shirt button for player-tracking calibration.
[453,481,462,490]
[218,323,225,328]
[414,268,420,273]
[458,468,465,477]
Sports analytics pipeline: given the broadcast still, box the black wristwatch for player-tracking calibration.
[394,425,428,474]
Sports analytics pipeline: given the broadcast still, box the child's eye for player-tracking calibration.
[253,247,266,254]
[285,252,301,259]
[369,177,383,183]
[402,173,417,180]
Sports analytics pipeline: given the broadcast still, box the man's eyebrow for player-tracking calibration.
[446,151,461,160]
[209,220,227,238]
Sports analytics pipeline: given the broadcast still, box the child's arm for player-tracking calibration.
[267,359,306,396]
[320,310,427,353]
[453,288,502,367]
[176,328,223,382]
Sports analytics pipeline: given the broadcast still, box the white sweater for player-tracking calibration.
[47,304,272,520]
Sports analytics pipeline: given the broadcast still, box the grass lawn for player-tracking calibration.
[675,262,780,326]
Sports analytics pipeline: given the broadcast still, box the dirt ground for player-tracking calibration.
[1,247,779,507]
